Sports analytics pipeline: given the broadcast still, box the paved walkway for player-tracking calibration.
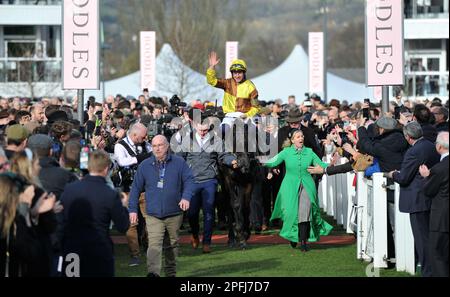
[111,233,355,245]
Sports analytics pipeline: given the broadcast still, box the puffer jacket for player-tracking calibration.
[357,127,409,172]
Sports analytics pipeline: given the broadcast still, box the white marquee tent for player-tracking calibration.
[85,43,374,103]
[85,44,221,102]
[252,45,374,103]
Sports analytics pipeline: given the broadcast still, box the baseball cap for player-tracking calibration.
[6,124,29,142]
[303,100,313,107]
[27,134,53,151]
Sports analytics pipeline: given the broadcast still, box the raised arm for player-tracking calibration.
[206,51,227,89]
[263,149,286,168]
[208,51,220,70]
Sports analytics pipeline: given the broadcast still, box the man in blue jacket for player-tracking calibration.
[387,121,440,277]
[128,135,194,277]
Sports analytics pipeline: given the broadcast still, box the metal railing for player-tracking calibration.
[404,4,449,19]
[0,57,61,82]
[318,160,416,275]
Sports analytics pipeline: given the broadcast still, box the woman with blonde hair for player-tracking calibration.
[0,173,42,277]
[263,129,333,251]
[8,152,58,276]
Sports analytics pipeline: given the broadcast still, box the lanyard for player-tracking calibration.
[158,162,166,181]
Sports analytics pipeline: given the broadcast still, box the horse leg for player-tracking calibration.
[242,183,253,242]
[223,173,239,247]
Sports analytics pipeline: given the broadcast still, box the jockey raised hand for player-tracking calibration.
[206,51,260,119]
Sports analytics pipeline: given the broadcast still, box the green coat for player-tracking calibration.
[265,145,333,242]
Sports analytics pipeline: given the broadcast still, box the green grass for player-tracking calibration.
[114,243,414,277]
[113,211,415,277]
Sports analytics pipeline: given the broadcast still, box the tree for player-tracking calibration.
[113,0,247,100]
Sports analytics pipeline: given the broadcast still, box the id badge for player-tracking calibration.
[157,181,164,189]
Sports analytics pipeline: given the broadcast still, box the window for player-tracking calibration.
[3,26,35,36]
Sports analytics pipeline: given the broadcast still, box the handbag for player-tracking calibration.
[351,153,373,172]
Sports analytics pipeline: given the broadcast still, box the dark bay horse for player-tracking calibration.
[219,118,259,249]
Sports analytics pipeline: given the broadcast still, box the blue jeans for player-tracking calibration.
[188,179,218,245]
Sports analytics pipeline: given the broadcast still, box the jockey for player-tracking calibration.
[206,51,260,125]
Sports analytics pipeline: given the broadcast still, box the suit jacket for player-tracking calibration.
[421,123,438,143]
[393,138,440,213]
[423,156,449,232]
[60,175,129,277]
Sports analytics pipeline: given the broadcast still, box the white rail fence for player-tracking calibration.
[317,157,415,275]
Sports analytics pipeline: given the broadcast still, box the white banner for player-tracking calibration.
[226,41,239,79]
[365,0,404,86]
[309,32,324,95]
[373,86,383,100]
[140,31,156,92]
[63,0,100,90]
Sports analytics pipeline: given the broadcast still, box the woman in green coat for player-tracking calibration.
[263,129,333,251]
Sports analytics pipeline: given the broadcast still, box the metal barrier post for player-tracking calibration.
[346,171,356,234]
[356,172,370,261]
[394,183,416,274]
[372,173,388,268]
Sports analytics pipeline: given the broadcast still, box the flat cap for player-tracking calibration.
[375,116,398,130]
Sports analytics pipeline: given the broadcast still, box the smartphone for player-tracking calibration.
[394,106,401,119]
[94,126,101,136]
[362,108,370,119]
[80,147,89,170]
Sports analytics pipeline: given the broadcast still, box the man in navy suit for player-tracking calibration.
[387,121,440,277]
[61,150,130,277]
[419,131,449,277]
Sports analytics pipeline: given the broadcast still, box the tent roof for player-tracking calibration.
[86,44,221,101]
[252,45,372,103]
[86,43,372,103]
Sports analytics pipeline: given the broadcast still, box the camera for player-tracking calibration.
[169,94,181,107]
[168,95,187,116]
[86,96,96,109]
[279,110,289,119]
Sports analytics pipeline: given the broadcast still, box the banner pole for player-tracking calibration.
[78,89,84,124]
[382,86,389,115]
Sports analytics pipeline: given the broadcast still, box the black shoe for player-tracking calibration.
[300,242,309,252]
[290,241,298,248]
[147,272,160,277]
[239,242,248,250]
[128,256,141,267]
[227,239,236,248]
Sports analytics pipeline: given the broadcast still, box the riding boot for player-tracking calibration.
[299,222,310,252]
